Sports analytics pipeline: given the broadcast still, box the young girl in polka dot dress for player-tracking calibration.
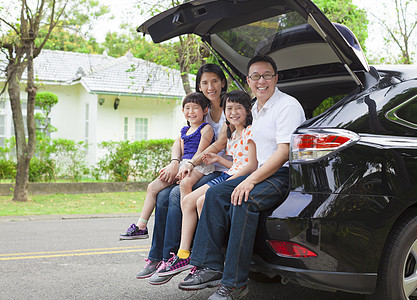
[155,90,258,278]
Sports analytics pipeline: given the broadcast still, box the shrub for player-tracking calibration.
[48,138,90,182]
[96,139,173,181]
[131,139,173,181]
[29,157,55,182]
[0,159,16,181]
[1,137,173,183]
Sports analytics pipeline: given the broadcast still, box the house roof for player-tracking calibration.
[2,49,192,99]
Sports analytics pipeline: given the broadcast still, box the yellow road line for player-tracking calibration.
[1,249,149,261]
[0,245,149,257]
[0,246,150,261]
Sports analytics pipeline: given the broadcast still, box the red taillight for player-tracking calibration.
[295,134,351,149]
[268,240,317,258]
[290,129,359,162]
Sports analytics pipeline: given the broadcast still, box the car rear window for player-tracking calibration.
[216,11,307,58]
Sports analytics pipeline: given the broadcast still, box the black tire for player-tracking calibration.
[369,211,417,300]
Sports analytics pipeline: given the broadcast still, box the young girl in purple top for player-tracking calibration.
[154,90,258,278]
[120,92,215,240]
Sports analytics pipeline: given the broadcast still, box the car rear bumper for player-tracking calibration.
[250,254,377,294]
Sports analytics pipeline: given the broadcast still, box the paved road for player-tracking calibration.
[0,215,367,300]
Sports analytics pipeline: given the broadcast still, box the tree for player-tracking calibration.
[313,0,368,52]
[136,0,212,94]
[102,31,179,66]
[371,0,416,64]
[0,0,107,201]
[310,0,369,117]
[35,91,58,135]
[37,27,103,54]
[174,34,210,94]
[36,0,111,54]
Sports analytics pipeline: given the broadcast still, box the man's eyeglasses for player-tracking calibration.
[248,73,276,81]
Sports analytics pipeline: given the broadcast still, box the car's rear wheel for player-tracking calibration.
[370,210,417,300]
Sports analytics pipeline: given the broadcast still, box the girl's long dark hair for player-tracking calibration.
[195,64,228,107]
[222,90,253,139]
[182,92,210,127]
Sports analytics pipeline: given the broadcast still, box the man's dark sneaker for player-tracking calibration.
[178,266,223,291]
[119,223,149,240]
[136,259,161,279]
[148,261,174,285]
[158,254,192,277]
[208,283,249,300]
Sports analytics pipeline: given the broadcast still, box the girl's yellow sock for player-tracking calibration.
[177,249,190,259]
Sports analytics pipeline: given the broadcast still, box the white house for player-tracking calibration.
[0,50,192,164]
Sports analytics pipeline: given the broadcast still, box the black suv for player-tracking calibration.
[138,1,417,299]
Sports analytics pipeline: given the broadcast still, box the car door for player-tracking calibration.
[137,0,369,85]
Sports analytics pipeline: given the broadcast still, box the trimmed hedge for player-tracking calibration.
[95,139,173,182]
[0,138,173,183]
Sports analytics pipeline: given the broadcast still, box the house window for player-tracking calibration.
[124,117,128,140]
[85,103,89,144]
[135,118,148,140]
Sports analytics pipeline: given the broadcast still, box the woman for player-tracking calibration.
[134,64,232,285]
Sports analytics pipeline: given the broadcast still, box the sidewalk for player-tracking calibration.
[0,212,139,222]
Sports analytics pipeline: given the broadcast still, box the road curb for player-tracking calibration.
[0,182,149,196]
[0,213,140,222]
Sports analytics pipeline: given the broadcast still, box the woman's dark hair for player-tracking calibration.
[182,92,210,126]
[195,64,228,107]
[222,90,253,139]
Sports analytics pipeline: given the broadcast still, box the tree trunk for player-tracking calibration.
[8,43,37,202]
[8,66,30,202]
[177,35,193,95]
[14,155,31,202]
[2,0,65,201]
[180,72,192,95]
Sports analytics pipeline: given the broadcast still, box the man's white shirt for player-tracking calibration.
[251,87,306,168]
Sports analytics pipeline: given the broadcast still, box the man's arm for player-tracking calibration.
[230,143,289,205]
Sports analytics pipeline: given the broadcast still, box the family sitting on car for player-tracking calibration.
[120,55,305,299]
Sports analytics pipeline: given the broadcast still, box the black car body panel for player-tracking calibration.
[138,0,417,296]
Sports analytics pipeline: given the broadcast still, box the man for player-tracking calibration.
[178,55,306,299]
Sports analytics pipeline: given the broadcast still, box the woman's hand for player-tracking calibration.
[202,153,218,165]
[177,162,194,180]
[158,161,180,184]
[231,178,255,206]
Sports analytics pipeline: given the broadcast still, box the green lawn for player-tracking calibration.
[0,192,147,216]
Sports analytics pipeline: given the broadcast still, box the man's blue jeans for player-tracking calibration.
[190,167,289,288]
[148,172,221,262]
